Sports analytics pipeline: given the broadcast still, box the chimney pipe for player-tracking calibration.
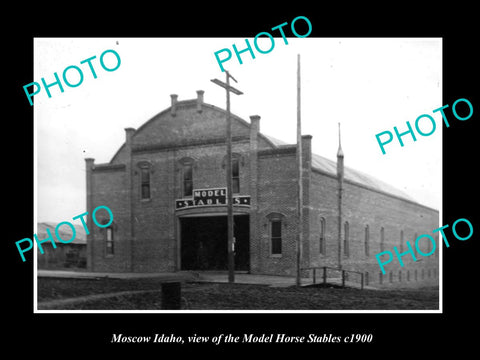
[170,94,178,116]
[125,127,135,145]
[196,90,204,113]
[250,115,261,133]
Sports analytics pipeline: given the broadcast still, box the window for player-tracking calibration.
[106,227,114,256]
[179,157,195,197]
[414,232,419,254]
[266,212,285,256]
[380,227,385,252]
[183,162,193,197]
[223,154,241,194]
[137,161,152,200]
[271,220,282,255]
[364,225,370,256]
[319,217,326,255]
[232,157,240,194]
[426,234,432,254]
[140,167,150,199]
[343,221,349,257]
[399,230,404,252]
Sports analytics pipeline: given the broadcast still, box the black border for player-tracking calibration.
[6,5,479,354]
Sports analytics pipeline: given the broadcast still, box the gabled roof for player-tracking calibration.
[107,97,415,204]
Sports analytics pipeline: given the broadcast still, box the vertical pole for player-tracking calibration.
[313,268,316,284]
[323,266,327,285]
[361,273,364,290]
[226,71,235,283]
[85,158,94,272]
[337,123,344,270]
[296,54,303,287]
[342,270,346,288]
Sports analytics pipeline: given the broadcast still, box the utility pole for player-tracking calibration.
[337,122,344,270]
[211,71,243,283]
[296,54,303,286]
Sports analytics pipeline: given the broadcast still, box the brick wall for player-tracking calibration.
[88,165,132,272]
[307,167,439,288]
[88,97,259,273]
[342,179,439,287]
[87,94,439,288]
[256,148,299,276]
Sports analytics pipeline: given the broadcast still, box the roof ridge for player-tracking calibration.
[311,152,415,203]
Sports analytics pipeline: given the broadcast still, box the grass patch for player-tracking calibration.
[37,277,439,310]
[183,283,438,310]
[37,277,174,301]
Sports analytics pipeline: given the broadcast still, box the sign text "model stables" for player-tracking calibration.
[175,188,250,210]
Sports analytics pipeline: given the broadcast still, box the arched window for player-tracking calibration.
[222,153,243,194]
[426,233,432,254]
[137,162,152,200]
[106,227,114,256]
[380,227,385,252]
[183,161,193,197]
[271,220,282,255]
[178,157,195,197]
[344,221,350,257]
[266,212,285,256]
[364,224,370,256]
[399,230,404,252]
[232,156,240,194]
[319,217,326,255]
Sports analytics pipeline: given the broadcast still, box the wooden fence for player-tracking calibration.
[302,266,365,290]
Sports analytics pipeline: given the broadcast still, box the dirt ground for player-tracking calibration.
[37,277,439,310]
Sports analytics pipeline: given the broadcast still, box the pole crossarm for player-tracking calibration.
[210,78,244,95]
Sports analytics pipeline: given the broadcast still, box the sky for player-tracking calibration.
[34,37,442,223]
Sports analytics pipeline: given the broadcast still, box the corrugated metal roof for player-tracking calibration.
[311,154,414,201]
[262,133,289,147]
[263,134,414,202]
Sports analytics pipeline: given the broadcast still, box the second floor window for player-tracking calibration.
[140,167,150,199]
[183,162,193,197]
[232,157,240,193]
[380,227,385,252]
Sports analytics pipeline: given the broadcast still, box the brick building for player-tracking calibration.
[85,90,439,287]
